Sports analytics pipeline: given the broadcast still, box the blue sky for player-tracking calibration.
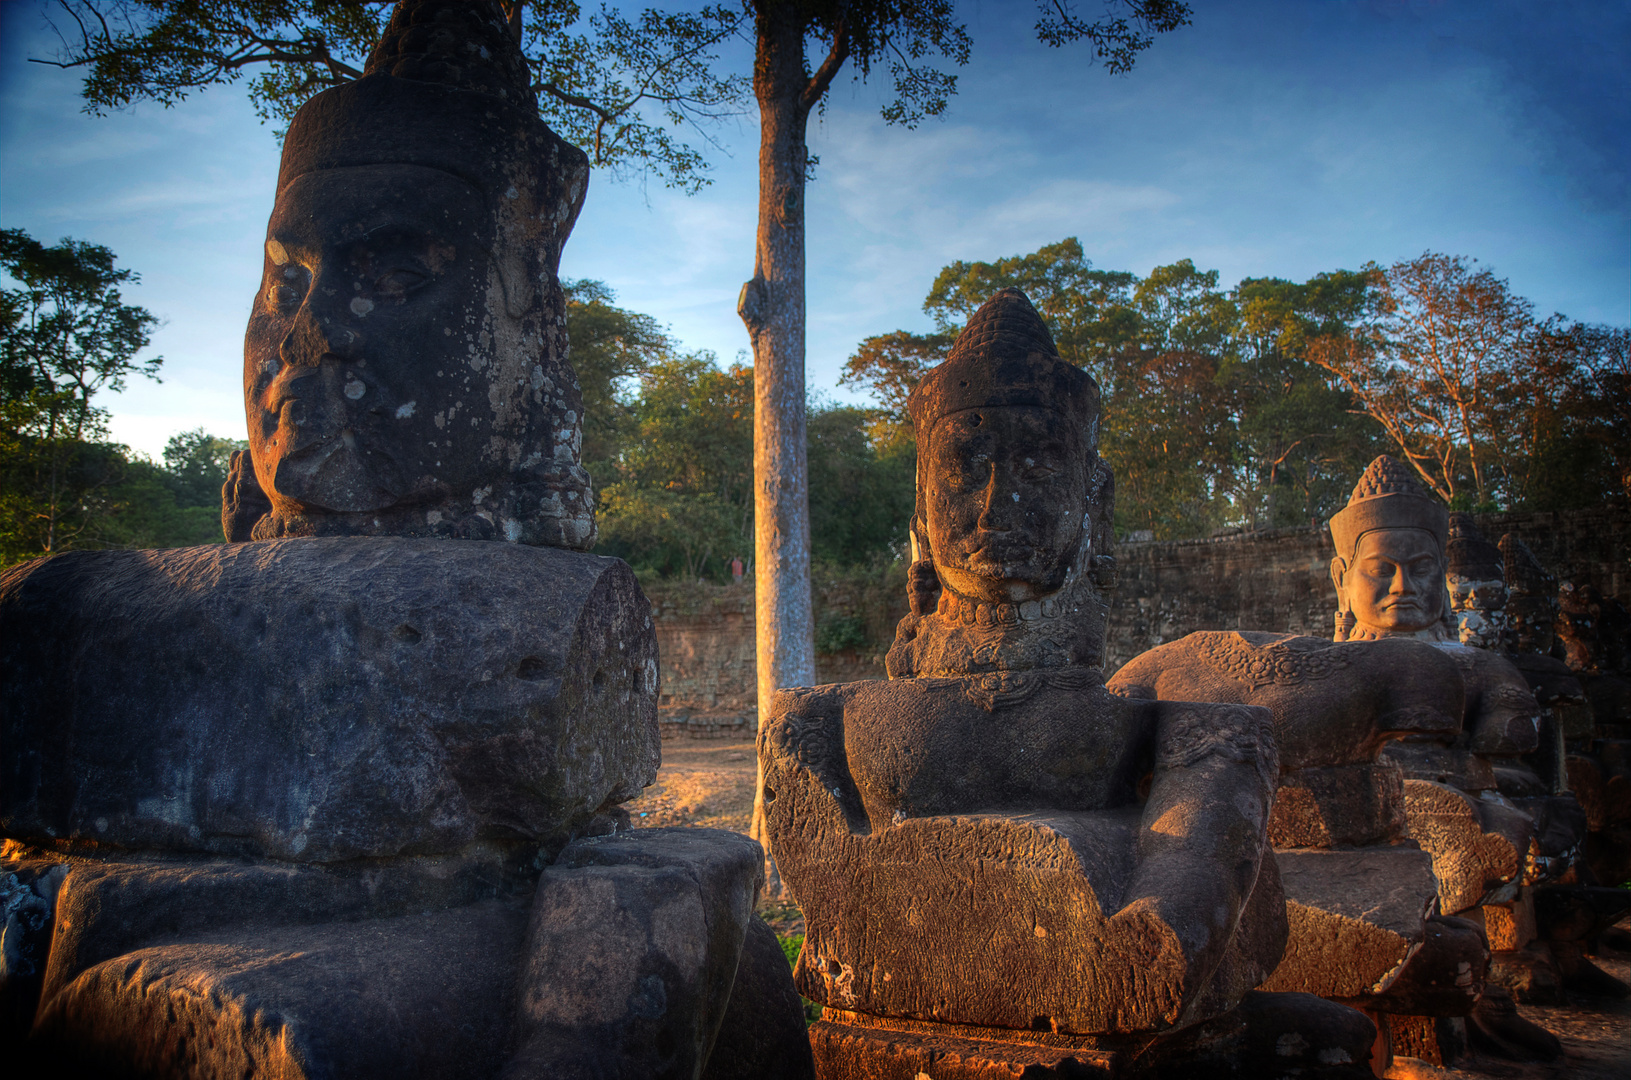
[2,0,1626,460]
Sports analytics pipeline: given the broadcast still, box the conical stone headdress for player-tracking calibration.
[279,0,586,316]
[908,288,1100,440]
[1328,455,1449,564]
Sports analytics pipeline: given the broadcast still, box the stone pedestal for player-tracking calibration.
[1,538,660,860]
[0,539,813,1077]
[5,829,803,1079]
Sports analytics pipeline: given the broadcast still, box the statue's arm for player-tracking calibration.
[1114,701,1279,996]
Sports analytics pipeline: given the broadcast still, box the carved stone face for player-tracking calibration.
[1332,528,1445,635]
[923,405,1088,604]
[244,164,504,515]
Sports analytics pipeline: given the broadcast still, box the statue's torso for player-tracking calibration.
[775,671,1154,828]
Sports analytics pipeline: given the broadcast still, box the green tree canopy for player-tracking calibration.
[847,240,1386,539]
[1,227,164,556]
[847,239,1625,537]
[162,426,248,508]
[33,0,748,192]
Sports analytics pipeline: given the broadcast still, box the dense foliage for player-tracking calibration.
[843,239,1629,540]
[0,229,240,566]
[570,281,912,581]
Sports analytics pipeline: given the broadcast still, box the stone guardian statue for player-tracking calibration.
[761,289,1374,1078]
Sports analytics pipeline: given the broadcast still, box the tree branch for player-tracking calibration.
[539,81,620,126]
[800,16,849,113]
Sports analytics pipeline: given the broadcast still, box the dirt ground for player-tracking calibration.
[626,734,759,835]
[1420,959,1631,1080]
[630,733,1631,1074]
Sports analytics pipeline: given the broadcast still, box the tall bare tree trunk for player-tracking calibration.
[740,6,821,891]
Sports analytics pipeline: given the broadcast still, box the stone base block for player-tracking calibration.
[1385,744,1497,793]
[811,992,1378,1080]
[10,829,804,1080]
[811,1015,1119,1079]
[1269,763,1406,848]
[1380,1012,1443,1067]
[33,898,529,1080]
[1480,892,1537,951]
[1261,846,1438,1000]
[1401,780,1524,914]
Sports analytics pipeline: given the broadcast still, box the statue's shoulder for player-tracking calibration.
[1111,630,1342,697]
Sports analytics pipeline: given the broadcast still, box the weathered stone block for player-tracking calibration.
[505,828,774,1080]
[0,538,658,862]
[32,897,529,1079]
[1262,846,1438,999]
[1401,780,1524,914]
[1268,763,1406,849]
[1481,897,1536,951]
[809,1016,1119,1079]
[702,916,818,1080]
[10,828,807,1079]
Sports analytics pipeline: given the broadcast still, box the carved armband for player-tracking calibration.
[1155,704,1279,789]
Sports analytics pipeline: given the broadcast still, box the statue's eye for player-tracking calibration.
[375,268,427,298]
[267,283,303,311]
[266,263,308,312]
[1022,465,1056,482]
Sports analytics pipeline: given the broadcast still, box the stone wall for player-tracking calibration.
[646,507,1631,734]
[645,580,892,738]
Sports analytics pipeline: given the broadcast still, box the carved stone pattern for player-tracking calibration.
[959,667,1099,712]
[1488,683,1540,714]
[1196,633,1353,689]
[1156,711,1275,781]
[773,712,834,772]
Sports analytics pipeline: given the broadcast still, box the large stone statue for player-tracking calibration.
[761,290,1374,1078]
[1109,628,1492,1069]
[222,0,594,549]
[0,4,812,1077]
[1111,459,1600,1068]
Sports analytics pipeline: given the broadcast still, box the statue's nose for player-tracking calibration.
[280,285,364,368]
[976,467,1016,531]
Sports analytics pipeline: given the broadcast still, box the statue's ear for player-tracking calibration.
[222,448,272,543]
[1329,556,1348,601]
[907,516,942,617]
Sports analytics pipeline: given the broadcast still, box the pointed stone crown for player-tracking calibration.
[907,288,1100,440]
[276,0,582,216]
[1349,454,1429,501]
[366,0,532,102]
[1329,455,1449,562]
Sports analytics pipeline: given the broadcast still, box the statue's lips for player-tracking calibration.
[960,541,1037,576]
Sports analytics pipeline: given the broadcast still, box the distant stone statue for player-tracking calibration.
[221,0,595,549]
[762,289,1373,1078]
[1112,457,1593,1067]
[1325,461,1544,792]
